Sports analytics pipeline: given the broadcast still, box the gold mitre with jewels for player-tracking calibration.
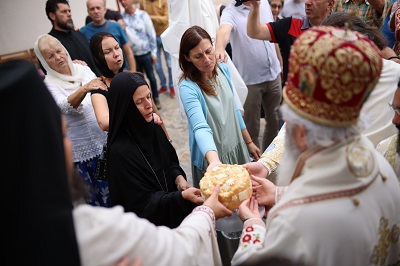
[283,26,383,127]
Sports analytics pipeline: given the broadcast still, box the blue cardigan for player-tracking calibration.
[179,62,246,170]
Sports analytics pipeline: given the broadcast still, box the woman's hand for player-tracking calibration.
[83,77,107,93]
[215,51,228,63]
[207,160,222,172]
[247,142,261,160]
[182,187,204,205]
[205,150,222,172]
[175,175,190,190]
[203,185,232,219]
[242,161,269,178]
[153,113,163,125]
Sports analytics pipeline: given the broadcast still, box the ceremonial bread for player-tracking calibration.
[200,164,252,211]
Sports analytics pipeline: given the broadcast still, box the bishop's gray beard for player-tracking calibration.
[276,130,302,186]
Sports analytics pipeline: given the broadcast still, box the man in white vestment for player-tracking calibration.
[249,15,400,182]
[376,80,400,179]
[231,26,400,266]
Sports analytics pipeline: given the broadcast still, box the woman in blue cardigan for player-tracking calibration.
[178,26,261,188]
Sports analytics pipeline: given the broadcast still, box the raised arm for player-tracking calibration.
[215,24,233,62]
[65,77,105,109]
[246,0,272,40]
[366,0,386,15]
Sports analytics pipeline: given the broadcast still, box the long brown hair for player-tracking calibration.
[179,26,218,96]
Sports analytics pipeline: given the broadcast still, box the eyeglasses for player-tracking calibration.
[388,103,400,116]
[270,4,282,8]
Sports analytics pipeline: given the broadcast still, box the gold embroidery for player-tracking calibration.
[259,138,285,173]
[385,136,398,172]
[346,139,374,177]
[283,26,382,127]
[351,198,359,206]
[370,217,400,265]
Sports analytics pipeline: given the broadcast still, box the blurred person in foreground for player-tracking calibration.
[3,59,231,266]
[231,26,400,266]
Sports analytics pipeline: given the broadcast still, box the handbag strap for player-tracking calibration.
[104,20,110,32]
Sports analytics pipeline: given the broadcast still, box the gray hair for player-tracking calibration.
[280,103,367,148]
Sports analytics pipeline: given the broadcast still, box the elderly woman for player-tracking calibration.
[34,34,109,207]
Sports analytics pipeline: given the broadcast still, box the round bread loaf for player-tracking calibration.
[200,164,252,211]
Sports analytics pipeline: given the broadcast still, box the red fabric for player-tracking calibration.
[288,18,305,38]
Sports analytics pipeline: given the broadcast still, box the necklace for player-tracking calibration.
[125,128,168,192]
[135,143,168,192]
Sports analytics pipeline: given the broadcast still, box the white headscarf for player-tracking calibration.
[34,34,86,91]
[34,34,92,105]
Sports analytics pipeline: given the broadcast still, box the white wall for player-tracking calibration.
[0,0,120,54]
[0,0,231,55]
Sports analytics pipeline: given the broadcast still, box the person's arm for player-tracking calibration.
[179,81,219,166]
[206,150,222,171]
[241,129,261,160]
[382,47,400,63]
[215,24,233,62]
[389,2,398,31]
[175,175,191,190]
[122,43,137,72]
[91,93,109,131]
[246,0,272,40]
[75,77,108,108]
[257,122,286,180]
[74,186,230,266]
[367,0,386,15]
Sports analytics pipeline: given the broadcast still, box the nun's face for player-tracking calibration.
[102,36,124,74]
[42,40,71,75]
[133,85,153,122]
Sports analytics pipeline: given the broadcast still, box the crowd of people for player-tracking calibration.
[5,0,400,265]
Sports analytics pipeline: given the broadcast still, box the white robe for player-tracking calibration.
[74,205,222,266]
[161,0,248,118]
[232,135,400,265]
